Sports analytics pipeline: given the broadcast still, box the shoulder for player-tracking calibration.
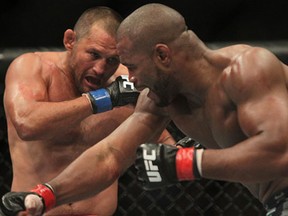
[5,52,60,81]
[11,52,42,65]
[226,46,283,84]
[7,52,43,74]
[4,52,50,87]
[231,47,281,75]
[223,47,285,100]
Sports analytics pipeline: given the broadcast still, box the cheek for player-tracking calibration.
[70,54,85,73]
[72,50,90,67]
[74,56,93,73]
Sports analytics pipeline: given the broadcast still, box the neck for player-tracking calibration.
[178,50,225,106]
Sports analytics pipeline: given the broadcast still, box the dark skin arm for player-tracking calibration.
[202,48,288,183]
[47,89,170,205]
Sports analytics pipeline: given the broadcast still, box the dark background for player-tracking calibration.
[1,0,288,48]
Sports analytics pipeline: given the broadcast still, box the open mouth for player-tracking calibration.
[84,75,101,89]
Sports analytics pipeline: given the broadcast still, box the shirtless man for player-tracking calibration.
[1,3,287,216]
[1,6,174,216]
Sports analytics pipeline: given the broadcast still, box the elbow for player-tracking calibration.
[14,119,39,141]
[16,125,36,141]
[107,162,122,182]
[104,159,122,186]
[106,147,131,181]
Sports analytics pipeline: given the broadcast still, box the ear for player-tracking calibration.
[153,44,171,67]
[63,29,76,50]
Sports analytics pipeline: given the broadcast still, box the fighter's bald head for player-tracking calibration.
[117,3,187,53]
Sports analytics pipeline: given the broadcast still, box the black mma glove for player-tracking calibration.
[135,143,203,190]
[175,136,203,149]
[0,184,55,216]
[175,137,197,148]
[84,75,139,113]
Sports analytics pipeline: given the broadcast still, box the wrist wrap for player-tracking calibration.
[30,184,56,212]
[87,89,112,113]
[176,148,201,180]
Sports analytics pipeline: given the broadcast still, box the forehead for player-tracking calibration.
[87,24,116,45]
[78,25,118,55]
[116,37,136,62]
[116,35,132,52]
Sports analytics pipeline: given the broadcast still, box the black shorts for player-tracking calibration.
[264,188,288,216]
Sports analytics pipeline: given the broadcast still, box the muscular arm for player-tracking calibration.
[47,89,170,205]
[202,48,288,183]
[4,53,92,140]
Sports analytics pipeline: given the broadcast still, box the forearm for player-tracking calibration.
[48,143,119,205]
[13,96,92,140]
[47,112,169,205]
[202,137,288,183]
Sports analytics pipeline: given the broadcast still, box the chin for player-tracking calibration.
[148,90,170,107]
[80,86,91,94]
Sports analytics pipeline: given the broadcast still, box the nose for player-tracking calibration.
[128,74,134,82]
[92,59,106,75]
[129,75,137,86]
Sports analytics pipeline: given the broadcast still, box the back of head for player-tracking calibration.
[74,6,123,40]
[117,3,187,53]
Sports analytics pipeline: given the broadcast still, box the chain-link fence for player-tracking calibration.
[116,167,266,215]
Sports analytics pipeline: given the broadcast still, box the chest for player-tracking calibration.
[204,87,246,147]
[170,89,246,149]
[44,66,79,101]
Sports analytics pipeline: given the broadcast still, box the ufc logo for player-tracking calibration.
[120,75,135,90]
[143,149,162,182]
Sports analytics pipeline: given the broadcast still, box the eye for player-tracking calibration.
[90,52,101,59]
[107,56,120,66]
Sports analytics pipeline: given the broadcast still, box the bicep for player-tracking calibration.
[238,91,288,140]
[226,48,288,137]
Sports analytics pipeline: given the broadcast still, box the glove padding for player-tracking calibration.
[0,184,55,216]
[86,75,139,113]
[106,75,139,107]
[175,137,197,148]
[135,143,201,190]
[1,192,30,216]
[0,192,43,216]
